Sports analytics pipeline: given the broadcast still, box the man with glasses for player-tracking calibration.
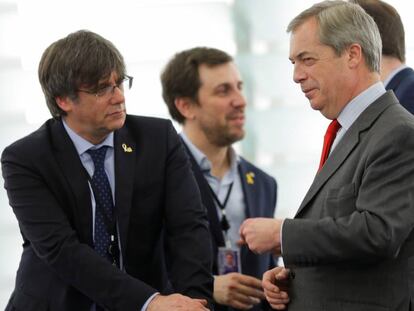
[1,30,213,311]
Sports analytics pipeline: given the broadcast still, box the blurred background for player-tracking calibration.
[0,0,413,307]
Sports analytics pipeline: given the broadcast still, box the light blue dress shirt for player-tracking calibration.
[333,81,386,151]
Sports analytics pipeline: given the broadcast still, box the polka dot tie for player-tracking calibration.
[87,146,114,262]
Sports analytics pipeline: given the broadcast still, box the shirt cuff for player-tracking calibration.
[280,219,285,255]
[140,293,159,311]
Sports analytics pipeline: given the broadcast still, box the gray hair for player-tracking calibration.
[287,0,381,72]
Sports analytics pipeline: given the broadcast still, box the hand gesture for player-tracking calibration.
[214,273,265,310]
[262,267,291,310]
[147,293,210,311]
[239,218,283,254]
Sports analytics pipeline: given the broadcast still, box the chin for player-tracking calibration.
[110,118,126,131]
[309,100,322,112]
[230,131,244,144]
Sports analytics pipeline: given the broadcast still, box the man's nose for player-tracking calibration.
[293,63,307,84]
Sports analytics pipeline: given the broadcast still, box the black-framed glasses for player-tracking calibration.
[77,75,133,99]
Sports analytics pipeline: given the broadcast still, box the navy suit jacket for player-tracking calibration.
[183,144,277,311]
[2,115,213,311]
[386,67,414,114]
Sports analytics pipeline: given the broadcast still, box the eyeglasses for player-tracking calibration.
[77,75,133,99]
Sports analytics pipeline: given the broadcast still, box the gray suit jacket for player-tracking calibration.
[282,91,414,311]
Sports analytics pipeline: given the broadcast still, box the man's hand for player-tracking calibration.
[239,218,283,254]
[147,293,209,311]
[214,273,265,310]
[262,267,291,310]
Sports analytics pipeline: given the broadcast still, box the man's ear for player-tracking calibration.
[347,43,363,69]
[56,96,73,113]
[175,97,196,120]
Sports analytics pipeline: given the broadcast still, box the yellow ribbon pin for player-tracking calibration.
[122,143,133,153]
[246,172,255,185]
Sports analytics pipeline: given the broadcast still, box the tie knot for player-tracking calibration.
[87,146,108,168]
[326,119,341,135]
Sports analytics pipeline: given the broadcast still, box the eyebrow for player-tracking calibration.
[289,51,313,62]
[213,80,243,90]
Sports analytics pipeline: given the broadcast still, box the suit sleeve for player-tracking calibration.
[1,146,157,310]
[282,123,414,265]
[162,122,214,305]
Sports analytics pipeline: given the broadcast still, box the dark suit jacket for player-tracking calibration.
[386,67,414,115]
[1,115,213,311]
[282,91,414,311]
[184,144,277,311]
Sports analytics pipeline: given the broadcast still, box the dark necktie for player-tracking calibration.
[87,146,114,262]
[318,119,341,170]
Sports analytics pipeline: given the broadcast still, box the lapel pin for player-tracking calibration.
[246,172,255,185]
[122,143,133,153]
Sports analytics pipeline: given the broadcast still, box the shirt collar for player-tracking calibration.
[337,81,386,130]
[180,131,240,173]
[383,64,408,87]
[62,119,114,156]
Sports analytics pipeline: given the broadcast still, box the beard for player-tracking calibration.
[200,121,244,147]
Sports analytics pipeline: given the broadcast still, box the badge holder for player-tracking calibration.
[217,233,241,275]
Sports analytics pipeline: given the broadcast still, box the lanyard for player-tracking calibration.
[208,182,234,234]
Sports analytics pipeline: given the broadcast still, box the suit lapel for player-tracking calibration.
[237,160,256,265]
[296,91,397,217]
[50,120,94,245]
[181,140,225,247]
[113,127,136,260]
[238,160,255,218]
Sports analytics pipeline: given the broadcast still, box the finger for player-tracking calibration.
[239,218,253,236]
[265,290,289,302]
[264,289,287,300]
[266,292,289,309]
[262,270,279,292]
[237,238,246,246]
[276,268,291,281]
[269,303,288,310]
[235,282,265,300]
[239,221,246,239]
[232,274,265,299]
[228,292,256,310]
[226,274,265,300]
[194,298,208,306]
[238,274,263,289]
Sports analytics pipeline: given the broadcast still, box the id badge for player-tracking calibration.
[218,247,241,275]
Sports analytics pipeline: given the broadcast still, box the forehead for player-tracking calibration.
[289,17,323,59]
[198,62,241,87]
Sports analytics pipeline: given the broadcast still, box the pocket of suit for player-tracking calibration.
[324,183,356,217]
[325,183,356,199]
